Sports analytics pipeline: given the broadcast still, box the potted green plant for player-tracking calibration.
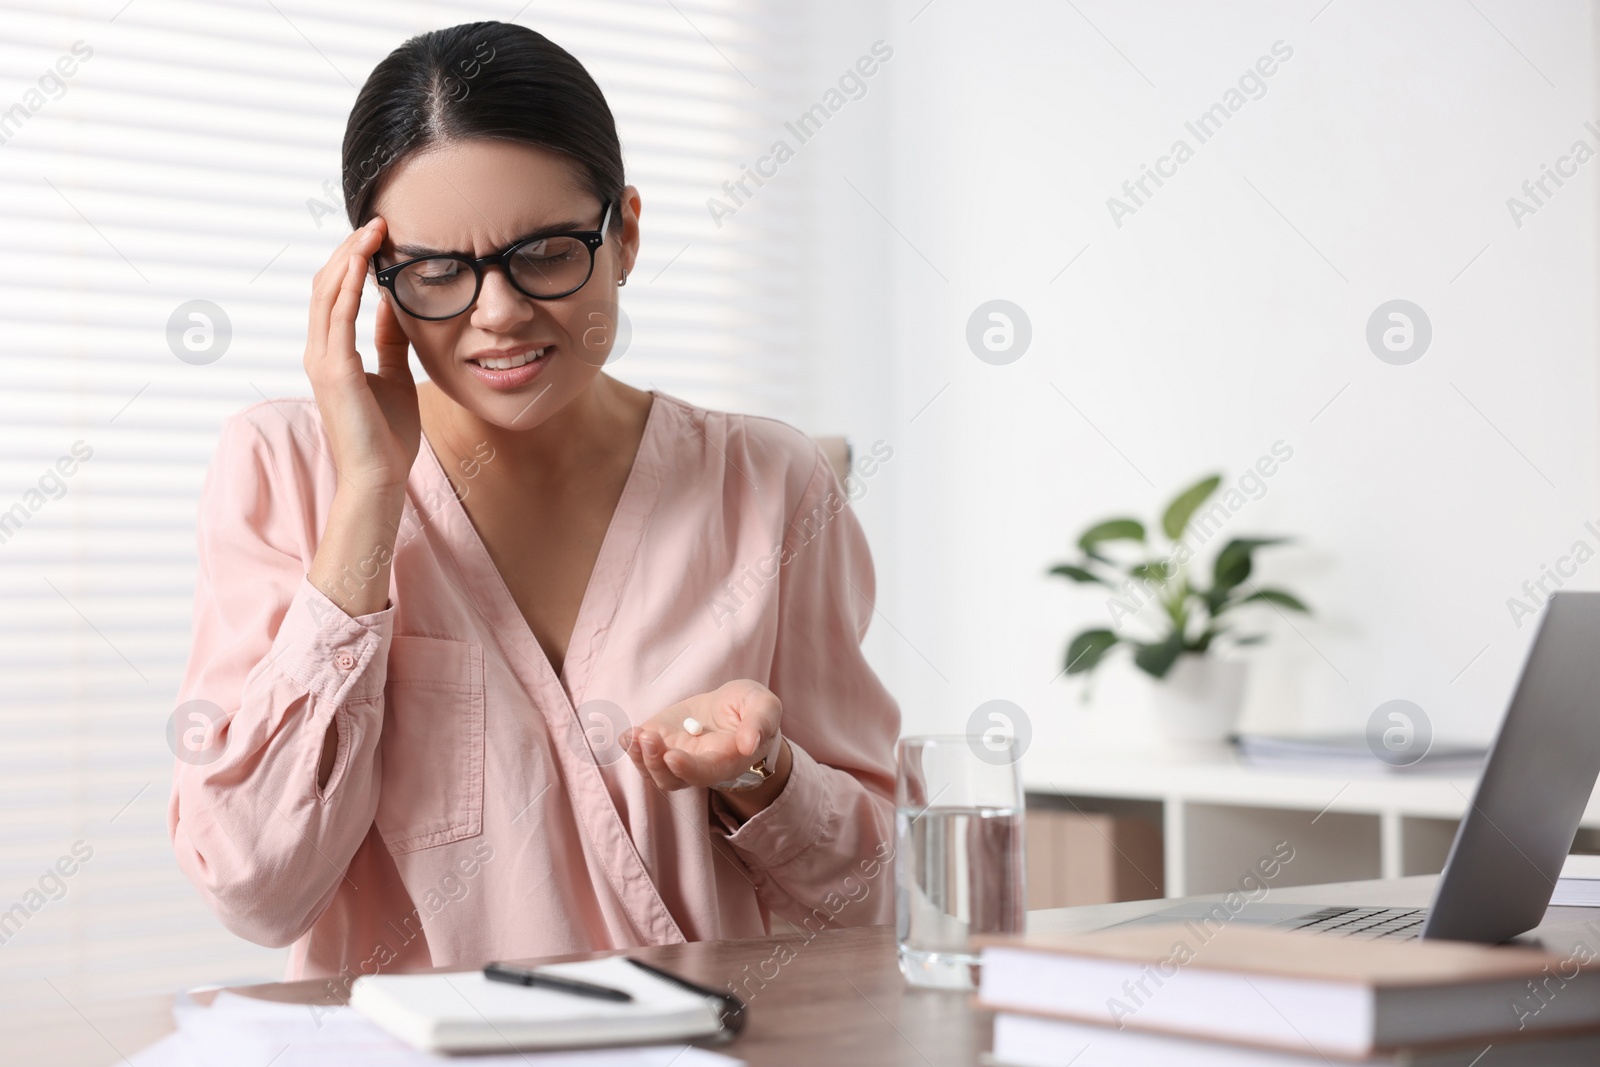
[1047,474,1310,746]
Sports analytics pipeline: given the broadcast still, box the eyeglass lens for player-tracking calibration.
[390,235,594,318]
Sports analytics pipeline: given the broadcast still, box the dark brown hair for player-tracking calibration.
[341,21,624,231]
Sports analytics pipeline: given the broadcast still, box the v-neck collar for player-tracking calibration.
[414,388,664,710]
[409,387,686,947]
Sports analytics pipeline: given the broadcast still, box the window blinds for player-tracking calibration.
[0,0,803,1005]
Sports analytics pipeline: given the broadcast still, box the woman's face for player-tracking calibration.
[369,138,639,430]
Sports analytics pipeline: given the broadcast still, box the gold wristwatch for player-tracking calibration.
[714,733,782,791]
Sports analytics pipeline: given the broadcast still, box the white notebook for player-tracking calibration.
[349,957,729,1054]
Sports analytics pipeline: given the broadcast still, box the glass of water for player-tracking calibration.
[895,734,1026,990]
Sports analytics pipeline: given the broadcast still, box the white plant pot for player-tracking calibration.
[1148,655,1247,750]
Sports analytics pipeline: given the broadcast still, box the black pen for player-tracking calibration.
[483,961,634,1002]
[625,957,747,1036]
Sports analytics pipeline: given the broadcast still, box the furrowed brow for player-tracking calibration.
[392,218,591,260]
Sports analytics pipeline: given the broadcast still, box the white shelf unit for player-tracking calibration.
[1021,747,1600,898]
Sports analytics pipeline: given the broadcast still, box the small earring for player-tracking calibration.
[618,268,629,287]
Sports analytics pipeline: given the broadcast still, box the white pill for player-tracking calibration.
[682,716,704,736]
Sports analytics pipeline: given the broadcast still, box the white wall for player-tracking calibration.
[798,0,1600,752]
[2,0,1593,1016]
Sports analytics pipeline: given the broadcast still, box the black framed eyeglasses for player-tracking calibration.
[373,200,613,320]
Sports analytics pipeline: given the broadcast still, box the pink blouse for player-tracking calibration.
[167,389,901,985]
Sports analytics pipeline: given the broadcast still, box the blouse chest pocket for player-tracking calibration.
[375,635,486,856]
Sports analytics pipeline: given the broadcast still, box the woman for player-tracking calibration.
[167,20,900,985]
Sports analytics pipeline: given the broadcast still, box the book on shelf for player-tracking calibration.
[973,922,1600,1060]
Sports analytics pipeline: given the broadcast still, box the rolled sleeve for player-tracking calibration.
[715,739,839,867]
[273,573,396,710]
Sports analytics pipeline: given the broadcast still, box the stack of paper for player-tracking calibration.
[124,985,744,1067]
[1234,734,1486,775]
[1550,853,1600,907]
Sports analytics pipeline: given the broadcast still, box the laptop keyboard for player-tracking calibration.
[1288,906,1426,939]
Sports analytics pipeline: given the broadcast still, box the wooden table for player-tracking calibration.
[19,876,1600,1066]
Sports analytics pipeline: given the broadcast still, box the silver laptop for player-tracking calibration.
[1107,591,1600,943]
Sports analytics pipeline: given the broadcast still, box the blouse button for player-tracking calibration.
[334,650,357,671]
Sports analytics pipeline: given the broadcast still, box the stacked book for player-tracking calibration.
[975,923,1600,1065]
